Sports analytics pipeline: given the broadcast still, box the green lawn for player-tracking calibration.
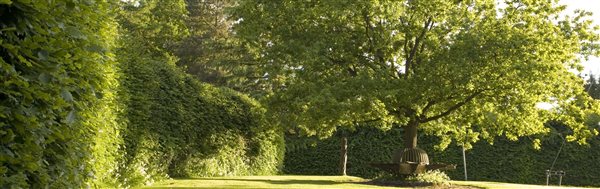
[451,181,597,189]
[137,175,597,189]
[138,176,392,189]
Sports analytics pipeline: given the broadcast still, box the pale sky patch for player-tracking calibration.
[559,0,600,75]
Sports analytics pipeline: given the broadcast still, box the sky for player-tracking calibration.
[559,0,600,75]
[514,1,600,110]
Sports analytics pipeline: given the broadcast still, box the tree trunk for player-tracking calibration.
[339,136,348,176]
[403,121,418,148]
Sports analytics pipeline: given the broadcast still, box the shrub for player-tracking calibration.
[405,170,450,185]
[369,170,449,187]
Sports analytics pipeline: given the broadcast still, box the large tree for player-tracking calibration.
[175,0,236,85]
[232,0,600,151]
[172,0,267,94]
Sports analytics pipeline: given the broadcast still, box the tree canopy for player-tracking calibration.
[233,0,600,149]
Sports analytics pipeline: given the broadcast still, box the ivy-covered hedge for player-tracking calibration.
[1,1,284,188]
[284,127,600,187]
[0,0,118,188]
[116,51,284,187]
[112,1,285,186]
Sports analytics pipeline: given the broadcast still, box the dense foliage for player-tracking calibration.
[0,0,118,188]
[0,0,284,188]
[404,170,450,185]
[115,0,284,187]
[170,0,267,96]
[116,53,284,187]
[284,127,600,186]
[233,0,600,149]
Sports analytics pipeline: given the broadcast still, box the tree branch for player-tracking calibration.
[420,93,460,120]
[362,11,395,78]
[415,35,428,67]
[421,99,437,115]
[405,17,433,78]
[363,12,375,55]
[403,35,410,79]
[347,66,357,77]
[420,89,485,123]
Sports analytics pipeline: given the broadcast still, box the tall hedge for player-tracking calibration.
[284,127,600,187]
[112,1,284,187]
[0,0,119,188]
[115,38,284,187]
[1,1,284,188]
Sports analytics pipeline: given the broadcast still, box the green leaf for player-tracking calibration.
[61,89,74,102]
[66,1,76,10]
[38,73,51,83]
[86,44,106,53]
[0,27,16,32]
[66,110,76,124]
[0,129,15,143]
[65,26,86,40]
[0,0,11,5]
[37,50,49,61]
[95,91,104,99]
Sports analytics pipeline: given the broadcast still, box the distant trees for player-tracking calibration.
[172,0,264,94]
[175,0,234,85]
[116,0,265,95]
[585,74,600,99]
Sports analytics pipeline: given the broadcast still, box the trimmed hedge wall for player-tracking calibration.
[284,127,600,186]
[1,1,284,188]
[0,0,118,188]
[114,1,285,186]
[116,50,284,187]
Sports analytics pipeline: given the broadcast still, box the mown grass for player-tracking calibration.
[451,180,597,189]
[137,176,397,189]
[137,175,596,189]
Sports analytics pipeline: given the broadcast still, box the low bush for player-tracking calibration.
[405,170,450,185]
[368,170,450,187]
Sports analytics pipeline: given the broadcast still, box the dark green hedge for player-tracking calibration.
[110,0,285,186]
[284,128,403,176]
[284,127,600,187]
[116,51,284,187]
[0,0,118,188]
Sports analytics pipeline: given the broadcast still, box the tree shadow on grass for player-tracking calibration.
[143,177,352,189]
[144,187,267,189]
[181,177,341,185]
[144,187,268,189]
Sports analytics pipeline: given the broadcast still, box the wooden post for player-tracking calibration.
[340,136,348,176]
[546,170,550,186]
[462,145,467,181]
[559,174,563,186]
[463,125,468,181]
